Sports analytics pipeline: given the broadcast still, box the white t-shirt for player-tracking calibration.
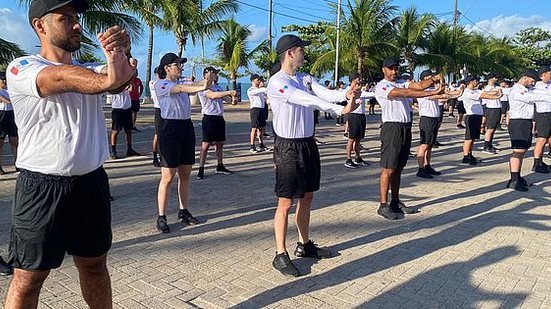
[247,86,267,109]
[462,88,484,115]
[534,81,551,113]
[482,84,501,108]
[374,79,411,123]
[417,88,440,118]
[509,83,551,119]
[267,71,346,138]
[149,80,160,109]
[198,85,224,116]
[6,54,108,176]
[109,90,131,109]
[155,79,192,120]
[500,87,511,102]
[0,89,12,111]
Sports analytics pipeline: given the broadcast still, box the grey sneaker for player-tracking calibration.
[272,252,299,277]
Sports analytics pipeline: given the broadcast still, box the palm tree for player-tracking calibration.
[395,6,435,73]
[341,0,398,75]
[216,18,252,94]
[309,27,356,79]
[0,38,26,67]
[251,40,278,76]
[162,0,239,58]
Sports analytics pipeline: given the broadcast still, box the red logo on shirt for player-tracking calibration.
[278,85,288,93]
[10,66,18,76]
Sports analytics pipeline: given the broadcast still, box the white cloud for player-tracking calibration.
[464,15,551,38]
[0,7,40,54]
[247,24,268,42]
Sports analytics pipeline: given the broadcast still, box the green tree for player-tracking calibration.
[395,6,435,73]
[215,18,252,93]
[514,27,551,68]
[0,38,26,67]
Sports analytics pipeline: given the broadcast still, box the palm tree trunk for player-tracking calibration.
[144,22,154,100]
[357,53,364,75]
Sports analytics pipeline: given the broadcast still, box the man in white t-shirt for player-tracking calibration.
[374,58,445,220]
[344,72,372,168]
[267,34,360,277]
[247,74,269,153]
[4,1,136,308]
[150,66,162,167]
[532,66,551,174]
[0,72,19,175]
[108,87,140,159]
[196,67,237,180]
[481,72,502,154]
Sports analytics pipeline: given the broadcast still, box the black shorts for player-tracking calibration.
[154,108,162,135]
[348,113,366,139]
[111,108,133,131]
[438,105,444,123]
[130,100,140,112]
[501,101,509,114]
[202,115,226,142]
[465,114,483,140]
[448,98,457,110]
[9,167,112,271]
[508,119,533,150]
[380,122,412,169]
[262,106,269,121]
[484,108,501,130]
[313,109,320,125]
[250,108,267,128]
[457,101,466,114]
[0,110,18,138]
[159,119,196,167]
[535,112,551,139]
[273,136,320,198]
[419,116,439,145]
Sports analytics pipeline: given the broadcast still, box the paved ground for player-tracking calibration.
[0,102,551,309]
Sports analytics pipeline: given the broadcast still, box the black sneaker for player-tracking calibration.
[249,146,258,153]
[519,177,529,187]
[469,154,479,166]
[354,158,369,166]
[344,159,359,169]
[377,204,398,220]
[152,158,161,167]
[448,114,455,118]
[390,200,417,214]
[506,179,528,191]
[343,132,349,139]
[457,124,466,129]
[156,216,170,233]
[461,156,471,164]
[532,163,550,174]
[0,166,5,175]
[259,145,272,152]
[482,147,497,154]
[215,164,233,175]
[294,240,332,259]
[434,141,444,147]
[109,151,119,160]
[196,172,205,180]
[127,148,141,157]
[0,256,13,276]
[416,168,433,179]
[178,209,199,225]
[272,252,299,277]
[425,165,441,176]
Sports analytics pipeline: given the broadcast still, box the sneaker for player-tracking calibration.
[335,123,342,127]
[390,200,417,214]
[156,216,170,233]
[272,252,299,277]
[377,204,398,220]
[249,146,258,153]
[196,167,205,180]
[469,154,479,166]
[259,145,272,152]
[448,114,455,118]
[532,164,550,174]
[456,124,466,129]
[109,151,119,160]
[178,209,199,225]
[0,166,5,175]
[0,256,13,276]
[518,177,529,187]
[152,158,161,167]
[425,165,441,176]
[434,141,444,147]
[354,158,369,166]
[506,179,528,192]
[343,133,349,139]
[344,159,359,169]
[416,168,433,179]
[215,164,233,175]
[294,240,332,259]
[482,147,497,154]
[263,133,273,139]
[461,156,471,165]
[127,148,140,157]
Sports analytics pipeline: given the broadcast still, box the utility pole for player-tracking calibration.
[268,0,273,52]
[334,0,341,85]
[453,0,459,28]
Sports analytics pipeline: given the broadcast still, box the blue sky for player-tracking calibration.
[2,0,551,81]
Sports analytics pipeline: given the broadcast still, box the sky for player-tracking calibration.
[2,0,551,82]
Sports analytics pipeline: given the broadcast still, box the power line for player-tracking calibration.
[274,3,330,21]
[235,0,332,24]
[461,12,496,38]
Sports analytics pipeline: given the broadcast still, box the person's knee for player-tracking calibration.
[74,256,108,277]
[512,150,526,159]
[12,269,49,292]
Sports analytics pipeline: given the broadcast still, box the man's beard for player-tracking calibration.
[52,35,81,53]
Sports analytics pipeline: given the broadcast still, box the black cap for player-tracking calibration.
[383,57,400,68]
[400,74,411,80]
[203,66,220,74]
[28,0,89,25]
[348,72,361,82]
[538,65,551,76]
[0,72,6,80]
[486,72,499,80]
[464,75,479,83]
[153,66,159,74]
[159,53,187,68]
[275,34,310,55]
[250,74,261,81]
[419,69,435,80]
[523,69,540,81]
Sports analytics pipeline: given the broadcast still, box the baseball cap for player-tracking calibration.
[250,73,261,81]
[523,69,540,81]
[28,0,89,25]
[0,72,6,80]
[203,66,220,74]
[463,75,479,83]
[486,72,499,80]
[275,34,310,55]
[419,69,435,80]
[159,53,187,68]
[538,65,551,76]
[383,57,400,68]
[348,72,361,82]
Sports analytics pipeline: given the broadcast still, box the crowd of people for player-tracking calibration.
[1,0,551,307]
